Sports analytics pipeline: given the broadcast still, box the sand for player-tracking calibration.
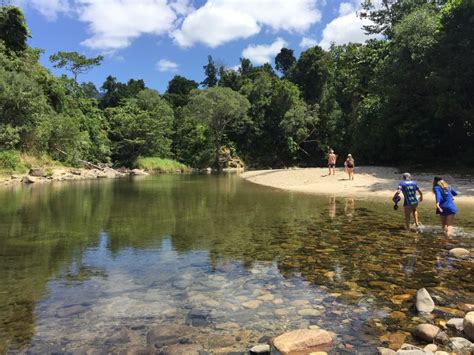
[241,166,474,204]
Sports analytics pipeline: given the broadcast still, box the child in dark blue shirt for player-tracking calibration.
[393,173,423,230]
[433,176,458,236]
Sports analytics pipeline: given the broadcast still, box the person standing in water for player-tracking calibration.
[344,154,355,180]
[393,173,423,231]
[327,149,337,176]
[433,176,458,236]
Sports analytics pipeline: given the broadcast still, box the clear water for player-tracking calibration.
[0,174,473,353]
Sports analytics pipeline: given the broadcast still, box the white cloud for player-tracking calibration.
[299,36,318,49]
[77,0,179,51]
[156,59,179,72]
[173,0,321,47]
[14,0,71,21]
[242,37,287,65]
[319,1,379,50]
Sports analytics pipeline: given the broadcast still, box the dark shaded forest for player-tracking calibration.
[1,0,472,170]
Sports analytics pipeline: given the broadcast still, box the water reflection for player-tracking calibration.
[0,175,473,353]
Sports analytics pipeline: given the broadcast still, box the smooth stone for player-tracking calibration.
[390,311,407,320]
[273,298,284,305]
[391,294,413,305]
[436,306,465,317]
[274,309,289,316]
[396,351,425,355]
[249,344,270,354]
[464,311,474,340]
[55,304,88,318]
[379,332,408,350]
[215,322,240,331]
[208,334,236,348]
[448,248,470,258]
[413,324,440,342]
[378,348,397,355]
[447,318,464,331]
[291,300,310,307]
[257,293,274,301]
[434,352,449,355]
[298,309,322,317]
[242,300,262,309]
[309,352,327,355]
[458,304,474,312]
[273,329,333,353]
[162,344,203,355]
[449,337,473,350]
[146,325,194,348]
[423,344,437,352]
[416,288,435,313]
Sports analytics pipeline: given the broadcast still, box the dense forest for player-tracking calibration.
[0,0,473,171]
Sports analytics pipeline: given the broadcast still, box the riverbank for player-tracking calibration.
[0,166,149,187]
[241,166,474,204]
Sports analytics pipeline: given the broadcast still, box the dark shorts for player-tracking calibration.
[328,164,335,168]
[436,207,457,216]
[346,164,354,168]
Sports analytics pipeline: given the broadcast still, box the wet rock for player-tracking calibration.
[257,293,274,302]
[273,298,284,305]
[131,169,149,176]
[435,306,465,317]
[435,330,449,345]
[447,318,464,331]
[29,168,45,177]
[433,352,449,355]
[448,248,470,258]
[208,334,235,347]
[390,311,407,320]
[242,300,262,309]
[423,344,437,352]
[55,304,89,318]
[273,329,333,353]
[399,344,424,351]
[146,325,194,348]
[412,324,440,342]
[186,309,211,327]
[379,332,408,350]
[308,352,327,355]
[458,303,474,312]
[291,300,310,307]
[274,309,289,316]
[464,311,474,341]
[449,337,473,351]
[22,175,36,184]
[162,344,203,355]
[215,322,240,331]
[298,309,322,317]
[377,348,397,355]
[396,351,425,355]
[249,344,270,354]
[105,328,130,344]
[416,288,435,313]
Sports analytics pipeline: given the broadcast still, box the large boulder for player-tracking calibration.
[29,168,45,177]
[464,311,474,341]
[416,288,435,313]
[412,324,440,342]
[22,175,36,184]
[273,329,333,353]
[448,248,470,258]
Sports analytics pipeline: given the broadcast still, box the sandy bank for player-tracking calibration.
[241,167,474,204]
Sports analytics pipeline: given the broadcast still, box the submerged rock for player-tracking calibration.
[416,288,435,313]
[448,248,470,258]
[449,337,473,351]
[249,344,270,354]
[273,329,333,353]
[464,311,474,341]
[412,324,440,342]
[447,318,464,331]
[377,347,397,355]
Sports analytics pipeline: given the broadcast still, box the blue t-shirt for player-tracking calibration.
[434,185,458,215]
[398,180,419,206]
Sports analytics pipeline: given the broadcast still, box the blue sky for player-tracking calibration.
[14,0,376,93]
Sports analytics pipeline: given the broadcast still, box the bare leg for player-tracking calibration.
[439,215,447,234]
[403,206,412,230]
[445,214,455,236]
[412,206,420,226]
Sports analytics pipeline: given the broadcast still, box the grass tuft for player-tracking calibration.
[136,157,190,173]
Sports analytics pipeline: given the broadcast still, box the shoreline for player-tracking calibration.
[241,166,474,205]
[0,167,150,188]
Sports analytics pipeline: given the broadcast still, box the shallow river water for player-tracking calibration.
[0,174,473,354]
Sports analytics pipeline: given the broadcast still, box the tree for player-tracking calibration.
[163,75,198,108]
[201,55,218,88]
[0,5,30,53]
[275,48,296,76]
[49,51,103,81]
[184,87,249,168]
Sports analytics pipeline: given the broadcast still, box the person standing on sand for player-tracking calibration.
[433,176,458,237]
[327,149,337,175]
[393,172,423,231]
[344,154,355,180]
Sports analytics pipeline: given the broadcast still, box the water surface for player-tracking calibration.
[1,174,473,353]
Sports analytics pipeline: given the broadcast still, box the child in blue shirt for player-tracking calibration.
[433,176,458,236]
[393,173,423,230]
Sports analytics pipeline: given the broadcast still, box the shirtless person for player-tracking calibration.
[327,149,337,175]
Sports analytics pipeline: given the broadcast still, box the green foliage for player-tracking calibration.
[136,157,189,173]
[49,51,103,81]
[201,55,218,88]
[106,89,173,166]
[163,75,198,108]
[0,149,23,172]
[0,6,29,53]
[275,48,296,76]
